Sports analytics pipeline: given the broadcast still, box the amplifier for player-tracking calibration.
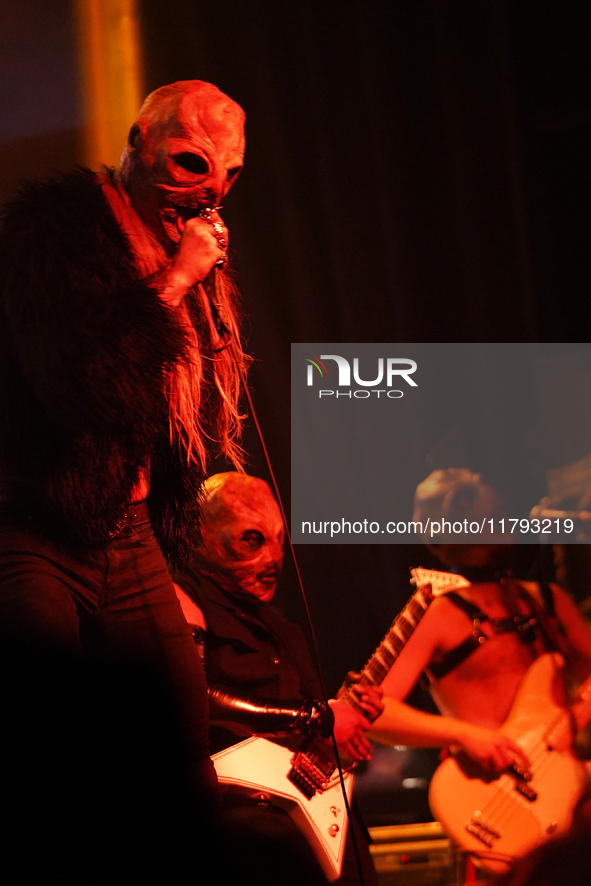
[368,822,458,886]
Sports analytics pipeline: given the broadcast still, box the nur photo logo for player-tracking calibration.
[302,352,418,398]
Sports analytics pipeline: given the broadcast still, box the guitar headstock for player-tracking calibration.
[410,567,471,598]
[341,567,473,698]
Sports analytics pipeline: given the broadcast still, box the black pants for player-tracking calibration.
[0,501,216,798]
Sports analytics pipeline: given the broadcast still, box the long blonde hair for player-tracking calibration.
[101,171,248,471]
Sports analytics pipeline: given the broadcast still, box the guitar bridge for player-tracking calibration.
[288,749,337,799]
[466,814,500,848]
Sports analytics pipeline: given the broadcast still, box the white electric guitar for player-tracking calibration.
[429,651,591,873]
[212,568,460,880]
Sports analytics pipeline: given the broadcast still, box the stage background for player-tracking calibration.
[1,0,590,694]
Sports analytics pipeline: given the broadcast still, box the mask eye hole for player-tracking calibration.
[172,152,209,175]
[241,530,264,551]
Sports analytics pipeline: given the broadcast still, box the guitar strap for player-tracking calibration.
[424,581,569,683]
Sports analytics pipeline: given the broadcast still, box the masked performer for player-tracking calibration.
[173,471,382,886]
[0,81,248,799]
[370,469,591,870]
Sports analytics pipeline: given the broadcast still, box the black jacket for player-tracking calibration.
[0,168,220,561]
[174,568,325,751]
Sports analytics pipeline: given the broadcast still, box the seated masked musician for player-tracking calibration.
[370,470,591,867]
[172,471,382,885]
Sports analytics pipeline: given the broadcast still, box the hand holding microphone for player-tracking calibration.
[156,208,229,307]
[173,206,229,283]
[197,207,229,268]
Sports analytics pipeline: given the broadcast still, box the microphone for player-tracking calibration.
[199,206,228,268]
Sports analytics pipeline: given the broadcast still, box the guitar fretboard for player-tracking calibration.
[342,586,432,712]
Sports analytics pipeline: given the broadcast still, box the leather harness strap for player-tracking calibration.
[425,589,543,683]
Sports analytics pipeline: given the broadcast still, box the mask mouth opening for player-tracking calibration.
[174,206,201,234]
[176,204,202,225]
[161,203,203,237]
[258,566,280,584]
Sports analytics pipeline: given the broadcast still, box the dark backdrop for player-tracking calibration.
[138,0,591,691]
[1,2,586,692]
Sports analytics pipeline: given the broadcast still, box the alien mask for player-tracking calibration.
[119,80,245,250]
[198,473,285,603]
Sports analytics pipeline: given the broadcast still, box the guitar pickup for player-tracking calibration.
[509,763,532,781]
[515,781,537,802]
[304,748,338,779]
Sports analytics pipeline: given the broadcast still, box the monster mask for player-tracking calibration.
[198,473,285,603]
[414,468,512,566]
[119,80,245,250]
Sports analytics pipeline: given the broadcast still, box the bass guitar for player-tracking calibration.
[212,568,460,880]
[429,651,591,873]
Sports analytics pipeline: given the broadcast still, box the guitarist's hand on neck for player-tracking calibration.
[337,673,385,722]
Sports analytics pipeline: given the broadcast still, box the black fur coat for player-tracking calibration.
[0,168,217,563]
